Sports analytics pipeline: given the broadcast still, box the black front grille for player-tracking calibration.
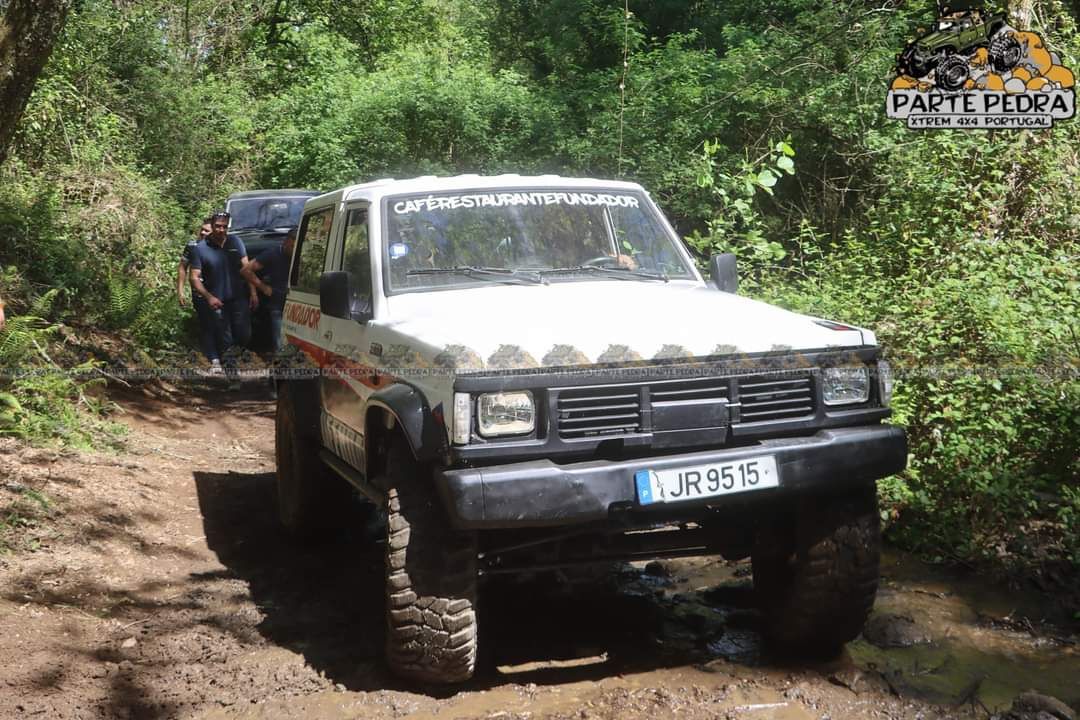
[554,370,816,439]
[736,374,815,421]
[650,377,729,403]
[556,386,641,438]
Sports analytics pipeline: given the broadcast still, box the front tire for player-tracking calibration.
[752,485,881,656]
[381,439,478,683]
[936,54,970,91]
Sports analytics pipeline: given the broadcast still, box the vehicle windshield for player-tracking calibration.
[932,19,970,31]
[227,196,312,231]
[383,189,695,292]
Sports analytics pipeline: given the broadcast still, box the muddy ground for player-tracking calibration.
[0,385,1077,720]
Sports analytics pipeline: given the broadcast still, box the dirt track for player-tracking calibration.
[0,386,1076,719]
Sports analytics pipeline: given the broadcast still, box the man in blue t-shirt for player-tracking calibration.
[189,211,257,378]
[241,226,296,351]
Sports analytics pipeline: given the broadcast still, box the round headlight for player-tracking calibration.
[477,391,535,437]
[822,365,870,406]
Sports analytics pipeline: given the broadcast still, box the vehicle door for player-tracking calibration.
[318,204,375,470]
[283,204,334,365]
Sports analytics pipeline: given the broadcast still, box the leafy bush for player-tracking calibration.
[689,123,1080,569]
[259,34,559,187]
[0,294,121,448]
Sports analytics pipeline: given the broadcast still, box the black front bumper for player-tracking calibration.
[435,425,907,530]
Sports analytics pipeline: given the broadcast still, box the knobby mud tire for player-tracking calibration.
[274,381,348,539]
[752,485,881,656]
[898,45,933,80]
[989,33,1023,73]
[936,54,971,91]
[383,440,478,684]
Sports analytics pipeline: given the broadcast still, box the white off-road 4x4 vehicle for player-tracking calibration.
[275,174,906,684]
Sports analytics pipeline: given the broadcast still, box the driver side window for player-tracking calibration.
[342,207,372,316]
[292,207,333,293]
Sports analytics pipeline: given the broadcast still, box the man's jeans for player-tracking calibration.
[194,297,251,367]
[268,306,284,352]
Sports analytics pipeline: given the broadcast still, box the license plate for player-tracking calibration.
[635,455,779,505]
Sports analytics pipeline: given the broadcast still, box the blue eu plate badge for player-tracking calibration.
[635,470,659,505]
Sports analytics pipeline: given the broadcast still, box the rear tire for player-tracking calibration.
[752,485,881,656]
[274,381,348,538]
[381,439,478,683]
[898,44,933,79]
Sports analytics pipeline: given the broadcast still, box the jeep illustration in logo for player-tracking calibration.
[887,1,1075,128]
[896,5,1017,90]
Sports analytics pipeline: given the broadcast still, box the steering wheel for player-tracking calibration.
[581,255,623,268]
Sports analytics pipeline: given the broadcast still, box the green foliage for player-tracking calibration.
[258,33,558,187]
[687,138,795,276]
[745,124,1080,570]
[0,302,122,447]
[106,278,144,329]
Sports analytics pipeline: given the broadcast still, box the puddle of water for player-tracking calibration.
[652,551,1080,714]
[849,554,1080,712]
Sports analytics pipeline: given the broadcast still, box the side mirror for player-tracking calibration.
[709,253,738,293]
[320,271,373,322]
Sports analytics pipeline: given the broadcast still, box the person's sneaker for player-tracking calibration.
[205,359,224,377]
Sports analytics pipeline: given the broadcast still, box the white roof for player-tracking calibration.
[306,174,648,206]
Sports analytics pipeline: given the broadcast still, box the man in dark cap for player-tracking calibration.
[189,211,257,383]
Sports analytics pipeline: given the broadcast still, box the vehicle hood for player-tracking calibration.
[913,29,957,50]
[378,281,873,372]
[920,30,946,47]
[233,229,286,257]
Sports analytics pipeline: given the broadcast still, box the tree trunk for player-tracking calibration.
[0,0,74,168]
[1007,0,1034,29]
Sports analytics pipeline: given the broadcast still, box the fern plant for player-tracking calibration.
[0,314,54,367]
[105,277,144,329]
[0,392,22,430]
[28,287,63,319]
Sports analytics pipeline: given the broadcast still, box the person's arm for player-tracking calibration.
[0,298,6,331]
[231,236,259,310]
[240,259,273,298]
[189,267,222,309]
[177,260,189,306]
[239,254,260,309]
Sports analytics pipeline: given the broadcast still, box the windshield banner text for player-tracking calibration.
[392,191,641,215]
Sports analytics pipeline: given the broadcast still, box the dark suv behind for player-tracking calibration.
[225,189,320,351]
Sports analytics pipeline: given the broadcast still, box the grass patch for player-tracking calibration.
[0,487,56,554]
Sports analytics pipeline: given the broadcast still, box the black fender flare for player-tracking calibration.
[366,383,448,464]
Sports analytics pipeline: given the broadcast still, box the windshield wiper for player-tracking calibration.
[539,265,669,282]
[406,266,547,285]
